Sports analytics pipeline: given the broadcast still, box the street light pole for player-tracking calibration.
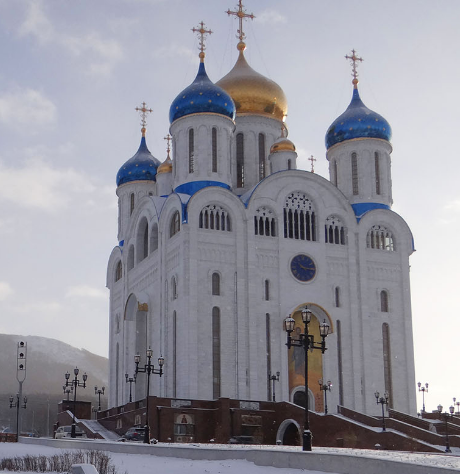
[9,394,27,442]
[64,367,87,438]
[134,348,164,444]
[94,386,105,411]
[125,374,136,403]
[268,372,280,402]
[437,404,455,453]
[375,391,390,431]
[285,307,330,451]
[318,379,332,415]
[417,382,428,414]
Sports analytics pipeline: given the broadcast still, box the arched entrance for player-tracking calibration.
[287,304,332,413]
[276,419,301,446]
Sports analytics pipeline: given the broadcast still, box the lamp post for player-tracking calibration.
[62,385,73,401]
[437,404,455,453]
[94,386,105,411]
[318,379,332,415]
[417,382,428,414]
[64,367,87,438]
[9,393,27,442]
[268,371,280,402]
[284,307,330,451]
[455,399,460,415]
[125,373,136,403]
[375,391,390,431]
[134,348,164,444]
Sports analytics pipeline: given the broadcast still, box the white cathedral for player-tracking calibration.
[107,6,416,417]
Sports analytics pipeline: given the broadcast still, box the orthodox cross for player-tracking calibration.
[226,0,255,44]
[164,134,172,159]
[345,49,363,89]
[192,21,213,61]
[135,102,153,136]
[308,155,316,173]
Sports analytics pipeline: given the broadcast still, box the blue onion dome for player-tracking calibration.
[116,133,161,187]
[169,60,236,124]
[325,87,392,150]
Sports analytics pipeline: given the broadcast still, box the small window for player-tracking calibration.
[150,224,158,253]
[258,133,265,180]
[199,205,231,232]
[236,133,244,188]
[325,215,346,245]
[375,152,381,195]
[212,273,220,296]
[254,207,276,237]
[130,193,135,215]
[189,129,195,173]
[170,211,180,238]
[212,128,217,173]
[380,290,389,312]
[333,160,338,187]
[334,287,340,307]
[264,280,270,301]
[351,152,359,195]
[127,246,134,271]
[367,225,395,251]
[115,261,122,282]
[172,276,178,300]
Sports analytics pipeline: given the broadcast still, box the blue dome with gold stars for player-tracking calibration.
[325,88,392,150]
[116,136,161,187]
[169,62,236,124]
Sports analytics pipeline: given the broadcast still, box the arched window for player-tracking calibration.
[258,133,265,180]
[367,225,395,251]
[380,290,389,312]
[212,307,221,399]
[332,160,338,187]
[325,215,346,245]
[212,273,220,296]
[351,152,359,195]
[172,276,178,300]
[283,191,316,241]
[236,132,244,188]
[199,205,231,232]
[375,152,381,195]
[254,207,276,237]
[115,261,122,282]
[130,193,135,215]
[212,127,217,173]
[150,223,158,253]
[170,211,180,238]
[173,311,177,398]
[136,218,149,263]
[334,287,340,307]
[287,159,292,170]
[264,280,270,301]
[127,245,134,271]
[188,129,195,173]
[382,322,393,408]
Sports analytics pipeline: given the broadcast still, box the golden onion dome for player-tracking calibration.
[157,156,172,175]
[216,44,287,121]
[270,137,296,154]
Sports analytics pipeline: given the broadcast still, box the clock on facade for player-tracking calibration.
[290,254,316,282]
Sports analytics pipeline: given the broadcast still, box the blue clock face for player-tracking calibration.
[290,254,316,282]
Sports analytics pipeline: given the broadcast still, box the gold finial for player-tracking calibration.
[226,0,255,50]
[308,155,316,173]
[164,134,172,159]
[345,49,363,89]
[135,101,153,137]
[192,21,213,62]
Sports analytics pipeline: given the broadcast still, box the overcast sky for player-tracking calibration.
[0,0,459,414]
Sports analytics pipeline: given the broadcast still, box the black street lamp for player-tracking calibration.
[417,382,428,414]
[125,373,136,403]
[64,367,88,438]
[62,385,73,401]
[9,393,27,442]
[375,391,389,431]
[285,307,330,451]
[134,348,164,444]
[268,371,280,402]
[94,386,105,411]
[455,399,460,416]
[318,379,332,415]
[437,404,455,453]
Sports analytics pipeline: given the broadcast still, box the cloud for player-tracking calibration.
[257,9,287,25]
[65,285,107,299]
[0,282,13,301]
[444,199,460,212]
[153,43,196,65]
[0,87,57,130]
[0,153,113,213]
[18,1,123,76]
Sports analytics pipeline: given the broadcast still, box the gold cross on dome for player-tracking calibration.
[308,155,316,173]
[164,134,172,159]
[135,102,153,136]
[345,49,363,89]
[192,21,213,61]
[226,0,255,44]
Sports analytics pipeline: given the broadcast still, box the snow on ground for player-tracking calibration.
[1,441,460,473]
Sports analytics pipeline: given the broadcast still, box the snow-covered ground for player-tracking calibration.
[1,441,460,474]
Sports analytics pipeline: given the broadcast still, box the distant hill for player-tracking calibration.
[0,334,108,435]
